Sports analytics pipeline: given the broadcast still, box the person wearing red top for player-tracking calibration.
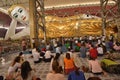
[89,44,98,60]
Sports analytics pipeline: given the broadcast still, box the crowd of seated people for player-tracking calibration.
[1,35,120,80]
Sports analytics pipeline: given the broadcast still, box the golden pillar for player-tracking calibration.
[29,0,39,48]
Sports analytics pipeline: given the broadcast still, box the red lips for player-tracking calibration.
[23,16,26,20]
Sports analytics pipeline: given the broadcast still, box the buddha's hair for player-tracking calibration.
[8,5,25,16]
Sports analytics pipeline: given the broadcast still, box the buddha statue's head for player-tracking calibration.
[8,5,29,24]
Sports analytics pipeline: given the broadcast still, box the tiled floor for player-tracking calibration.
[0,52,120,80]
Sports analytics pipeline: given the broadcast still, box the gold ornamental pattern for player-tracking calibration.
[38,15,115,38]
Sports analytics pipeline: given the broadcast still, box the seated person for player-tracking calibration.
[49,53,62,72]
[43,48,53,62]
[88,58,103,75]
[40,48,46,57]
[46,60,65,80]
[32,47,42,63]
[80,43,87,58]
[64,53,76,75]
[97,44,104,56]
[89,44,98,60]
[7,56,22,80]
[113,43,120,51]
[0,76,4,80]
[18,52,24,62]
[68,67,86,80]
[16,61,39,80]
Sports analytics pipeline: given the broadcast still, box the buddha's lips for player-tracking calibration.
[23,16,26,20]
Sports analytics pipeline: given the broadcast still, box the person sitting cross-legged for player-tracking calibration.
[43,48,53,62]
[32,47,42,63]
[6,56,22,80]
[49,53,63,72]
[64,53,76,75]
[46,60,65,80]
[88,58,103,75]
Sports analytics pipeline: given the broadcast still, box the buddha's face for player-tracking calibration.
[10,6,29,23]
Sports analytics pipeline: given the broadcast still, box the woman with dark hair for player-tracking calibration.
[46,60,65,80]
[64,53,76,74]
[7,56,22,79]
[18,52,24,62]
[20,61,37,80]
[0,76,4,80]
[6,56,22,80]
[49,53,63,72]
[68,67,86,80]
[19,52,23,56]
[87,77,101,80]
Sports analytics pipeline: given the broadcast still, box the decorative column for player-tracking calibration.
[100,0,108,36]
[29,0,46,48]
[36,0,47,46]
[29,0,39,48]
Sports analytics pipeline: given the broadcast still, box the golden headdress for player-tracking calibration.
[8,5,25,16]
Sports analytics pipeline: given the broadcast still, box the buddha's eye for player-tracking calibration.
[13,13,18,18]
[18,8,23,13]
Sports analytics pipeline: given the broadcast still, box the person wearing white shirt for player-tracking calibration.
[44,49,53,62]
[89,36,93,41]
[97,45,104,56]
[102,35,106,41]
[98,39,101,45]
[56,45,61,54]
[32,48,42,63]
[7,56,22,79]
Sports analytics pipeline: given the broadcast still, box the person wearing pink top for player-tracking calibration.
[88,59,103,75]
[113,43,120,51]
